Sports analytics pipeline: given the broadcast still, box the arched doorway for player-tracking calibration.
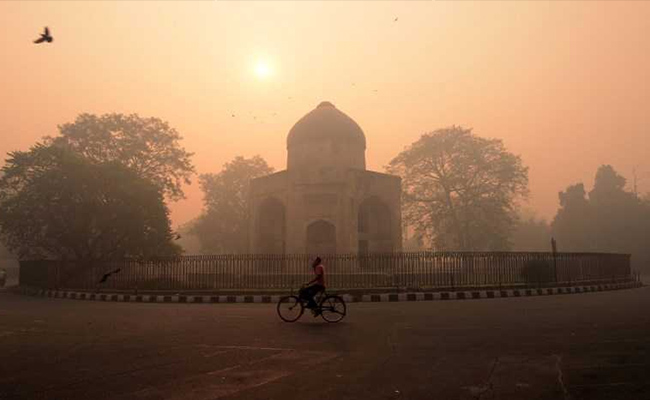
[358,197,392,253]
[256,198,286,254]
[306,220,337,255]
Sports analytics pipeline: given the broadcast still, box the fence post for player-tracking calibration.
[134,259,139,296]
[56,261,61,291]
[551,238,558,285]
[498,255,502,289]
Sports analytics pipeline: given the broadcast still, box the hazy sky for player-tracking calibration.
[1,1,649,228]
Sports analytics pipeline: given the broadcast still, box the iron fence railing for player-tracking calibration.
[19,252,633,292]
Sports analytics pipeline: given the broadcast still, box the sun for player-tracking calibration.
[253,60,273,80]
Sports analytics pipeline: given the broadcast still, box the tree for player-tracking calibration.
[588,165,641,251]
[387,126,528,251]
[551,183,594,251]
[0,144,180,260]
[174,219,203,255]
[551,165,650,274]
[511,210,551,251]
[590,165,627,200]
[46,113,194,201]
[192,156,274,254]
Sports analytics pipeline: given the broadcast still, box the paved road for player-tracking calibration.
[1,287,649,400]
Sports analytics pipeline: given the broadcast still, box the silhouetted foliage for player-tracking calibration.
[552,183,593,250]
[46,113,195,201]
[403,228,426,252]
[0,144,180,260]
[174,219,202,254]
[552,165,650,272]
[512,213,551,251]
[387,126,528,251]
[192,156,274,254]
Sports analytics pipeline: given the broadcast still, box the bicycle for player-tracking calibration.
[277,288,347,323]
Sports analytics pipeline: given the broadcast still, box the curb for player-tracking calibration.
[16,282,642,304]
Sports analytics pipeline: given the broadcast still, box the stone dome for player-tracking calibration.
[286,101,367,171]
[287,101,366,150]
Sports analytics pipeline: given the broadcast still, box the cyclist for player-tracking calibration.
[299,257,325,315]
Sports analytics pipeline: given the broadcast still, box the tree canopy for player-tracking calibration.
[552,165,650,272]
[192,156,274,254]
[511,211,551,251]
[0,144,180,260]
[46,113,194,201]
[552,183,593,250]
[387,126,528,251]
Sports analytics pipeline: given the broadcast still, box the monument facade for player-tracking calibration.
[249,101,402,254]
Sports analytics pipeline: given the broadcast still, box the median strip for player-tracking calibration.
[15,281,642,304]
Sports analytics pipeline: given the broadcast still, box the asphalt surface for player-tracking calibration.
[1,286,649,400]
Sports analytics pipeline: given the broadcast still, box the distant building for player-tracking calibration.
[249,101,402,254]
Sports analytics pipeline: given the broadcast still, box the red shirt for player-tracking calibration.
[314,264,325,287]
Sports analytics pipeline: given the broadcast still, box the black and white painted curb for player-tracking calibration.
[17,281,642,304]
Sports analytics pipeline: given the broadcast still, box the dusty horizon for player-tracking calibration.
[1,1,648,228]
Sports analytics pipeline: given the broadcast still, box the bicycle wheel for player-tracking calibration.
[277,295,304,322]
[319,295,346,323]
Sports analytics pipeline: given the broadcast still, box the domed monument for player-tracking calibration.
[249,101,402,254]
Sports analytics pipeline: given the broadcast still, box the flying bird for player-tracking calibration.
[34,27,53,44]
[98,268,121,284]
[394,17,399,22]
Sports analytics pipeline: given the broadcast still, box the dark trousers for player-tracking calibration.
[299,284,324,308]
